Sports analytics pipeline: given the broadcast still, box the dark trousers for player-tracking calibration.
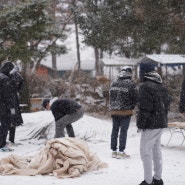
[111,115,131,152]
[0,126,8,148]
[8,126,16,143]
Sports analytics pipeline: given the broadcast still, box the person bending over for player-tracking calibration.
[42,98,84,138]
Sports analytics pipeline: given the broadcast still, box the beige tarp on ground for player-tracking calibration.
[0,137,108,178]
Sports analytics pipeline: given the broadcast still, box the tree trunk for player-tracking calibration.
[94,47,99,76]
[19,62,31,113]
[50,0,58,78]
[94,48,103,76]
[72,0,81,70]
[51,51,58,78]
[75,22,81,70]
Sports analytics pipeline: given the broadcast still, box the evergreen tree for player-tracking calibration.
[78,0,141,58]
[78,0,185,57]
[0,0,67,112]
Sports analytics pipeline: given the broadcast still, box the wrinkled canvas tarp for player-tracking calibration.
[0,138,108,178]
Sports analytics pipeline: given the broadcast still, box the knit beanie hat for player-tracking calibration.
[139,60,156,80]
[120,66,132,73]
[118,66,132,79]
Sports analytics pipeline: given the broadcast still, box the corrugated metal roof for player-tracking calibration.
[145,54,185,65]
[102,57,138,67]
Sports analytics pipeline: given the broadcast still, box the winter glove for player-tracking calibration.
[10,108,16,115]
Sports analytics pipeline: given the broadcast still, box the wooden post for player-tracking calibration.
[183,65,185,78]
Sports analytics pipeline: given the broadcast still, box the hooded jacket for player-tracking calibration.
[137,71,171,129]
[109,70,138,115]
[0,62,22,126]
[0,62,15,77]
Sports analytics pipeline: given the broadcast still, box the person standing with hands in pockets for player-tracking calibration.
[137,61,171,185]
[109,66,138,159]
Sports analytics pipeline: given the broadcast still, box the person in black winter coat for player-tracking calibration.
[109,66,138,159]
[0,61,22,151]
[8,70,24,144]
[137,61,171,185]
[42,98,84,138]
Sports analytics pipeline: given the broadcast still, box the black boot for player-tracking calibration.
[153,179,164,185]
[139,180,153,185]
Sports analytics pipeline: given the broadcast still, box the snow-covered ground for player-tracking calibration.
[0,111,185,185]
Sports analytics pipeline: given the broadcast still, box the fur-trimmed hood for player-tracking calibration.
[143,71,162,84]
[0,62,15,76]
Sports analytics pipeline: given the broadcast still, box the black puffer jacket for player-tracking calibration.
[10,71,24,126]
[0,62,20,127]
[137,71,171,129]
[109,74,138,111]
[11,72,24,92]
